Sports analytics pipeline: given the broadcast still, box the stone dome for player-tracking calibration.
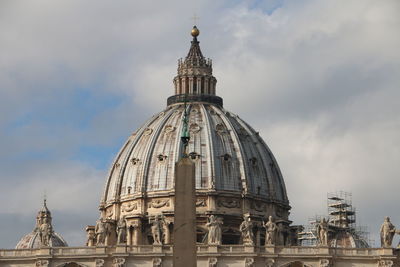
[15,231,68,249]
[16,200,68,249]
[98,26,290,246]
[101,103,288,203]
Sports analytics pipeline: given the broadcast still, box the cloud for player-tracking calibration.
[0,0,399,248]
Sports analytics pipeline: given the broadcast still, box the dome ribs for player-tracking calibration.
[200,104,216,190]
[141,107,178,193]
[148,107,181,191]
[236,117,289,204]
[102,110,164,205]
[226,115,268,197]
[209,105,243,192]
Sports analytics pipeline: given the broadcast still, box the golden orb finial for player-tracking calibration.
[191,26,200,37]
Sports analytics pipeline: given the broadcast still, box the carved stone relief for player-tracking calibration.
[265,259,275,267]
[378,260,394,267]
[112,257,125,267]
[319,259,331,267]
[121,201,138,212]
[106,209,114,219]
[148,199,170,209]
[217,198,240,208]
[216,124,225,134]
[196,198,207,207]
[245,258,255,267]
[190,123,201,133]
[164,125,175,133]
[95,259,105,267]
[143,128,153,136]
[209,257,218,267]
[36,260,49,267]
[251,201,265,212]
[153,258,162,267]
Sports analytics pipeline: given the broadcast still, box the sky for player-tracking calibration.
[0,0,399,248]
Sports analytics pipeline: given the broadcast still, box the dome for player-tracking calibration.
[102,103,288,203]
[330,231,369,248]
[97,26,290,246]
[16,200,68,249]
[15,231,68,249]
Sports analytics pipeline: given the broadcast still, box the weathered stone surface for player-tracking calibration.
[173,157,196,267]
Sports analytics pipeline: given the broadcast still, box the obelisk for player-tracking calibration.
[173,100,197,267]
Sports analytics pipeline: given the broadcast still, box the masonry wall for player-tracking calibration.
[0,246,398,267]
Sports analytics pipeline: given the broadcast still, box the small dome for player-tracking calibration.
[330,231,369,248]
[15,200,68,249]
[15,231,68,249]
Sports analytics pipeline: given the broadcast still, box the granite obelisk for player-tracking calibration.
[173,99,197,266]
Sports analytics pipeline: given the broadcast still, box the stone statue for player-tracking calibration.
[86,228,96,247]
[380,216,396,247]
[239,215,254,245]
[95,218,107,246]
[117,217,127,244]
[151,215,163,245]
[206,215,223,245]
[162,218,170,244]
[316,218,329,246]
[39,217,52,246]
[263,216,277,245]
[104,220,115,246]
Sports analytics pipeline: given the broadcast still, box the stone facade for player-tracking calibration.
[0,246,399,266]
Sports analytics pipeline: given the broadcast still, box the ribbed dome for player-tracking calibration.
[101,103,288,204]
[96,27,291,246]
[15,231,68,249]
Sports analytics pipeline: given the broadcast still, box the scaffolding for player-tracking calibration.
[298,191,371,248]
[298,215,325,246]
[327,191,355,229]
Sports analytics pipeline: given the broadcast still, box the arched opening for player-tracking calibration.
[222,228,241,245]
[197,227,207,243]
